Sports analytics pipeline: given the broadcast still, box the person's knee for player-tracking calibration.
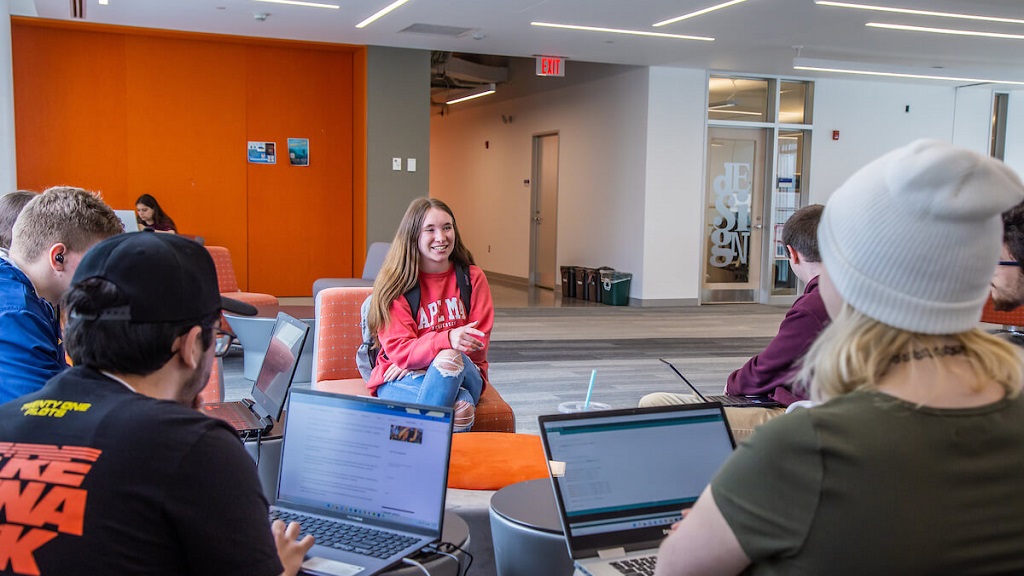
[433,349,464,377]
[638,392,697,407]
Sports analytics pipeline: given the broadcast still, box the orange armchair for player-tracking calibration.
[312,286,515,433]
[206,246,279,307]
[980,296,1024,332]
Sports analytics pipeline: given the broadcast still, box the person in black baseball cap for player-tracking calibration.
[0,232,314,576]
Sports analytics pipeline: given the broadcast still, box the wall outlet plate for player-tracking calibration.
[392,157,402,171]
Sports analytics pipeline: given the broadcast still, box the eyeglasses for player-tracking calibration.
[213,328,237,357]
[999,261,1021,267]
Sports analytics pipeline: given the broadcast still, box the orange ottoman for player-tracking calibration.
[447,432,549,490]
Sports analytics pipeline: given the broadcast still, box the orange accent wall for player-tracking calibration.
[12,20,364,296]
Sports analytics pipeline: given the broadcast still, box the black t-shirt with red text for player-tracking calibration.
[0,367,282,576]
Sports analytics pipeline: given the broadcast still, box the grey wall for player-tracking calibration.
[366,46,431,244]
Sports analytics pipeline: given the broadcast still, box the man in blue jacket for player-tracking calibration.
[0,186,122,403]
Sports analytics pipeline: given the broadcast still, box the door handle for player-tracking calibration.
[534,217,542,223]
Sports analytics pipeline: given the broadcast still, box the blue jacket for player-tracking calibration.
[0,257,67,404]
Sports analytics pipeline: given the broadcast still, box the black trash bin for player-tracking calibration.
[560,266,576,298]
[574,267,588,301]
[587,267,614,303]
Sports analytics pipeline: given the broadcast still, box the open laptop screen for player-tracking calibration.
[277,391,453,533]
[539,404,735,556]
[250,313,309,421]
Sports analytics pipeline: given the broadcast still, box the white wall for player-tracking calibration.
[642,67,707,304]
[433,68,1009,305]
[430,64,651,296]
[809,78,958,203]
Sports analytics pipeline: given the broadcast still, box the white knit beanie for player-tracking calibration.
[818,139,1024,334]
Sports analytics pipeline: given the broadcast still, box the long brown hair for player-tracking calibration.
[368,197,475,342]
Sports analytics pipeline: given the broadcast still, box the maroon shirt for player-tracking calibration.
[725,275,829,406]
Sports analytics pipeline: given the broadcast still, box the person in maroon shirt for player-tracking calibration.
[640,205,828,440]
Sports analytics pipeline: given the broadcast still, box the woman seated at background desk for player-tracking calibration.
[655,140,1024,575]
[135,193,177,233]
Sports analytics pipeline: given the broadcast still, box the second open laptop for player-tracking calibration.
[658,358,781,408]
[539,403,736,576]
[201,312,309,436]
[271,389,454,576]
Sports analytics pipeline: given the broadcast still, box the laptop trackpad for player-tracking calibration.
[302,557,365,576]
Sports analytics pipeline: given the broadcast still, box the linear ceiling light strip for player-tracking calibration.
[356,0,410,28]
[446,86,496,105]
[866,22,1024,40]
[252,0,340,8]
[654,0,748,27]
[793,65,1024,86]
[815,1,1024,26]
[530,22,714,41]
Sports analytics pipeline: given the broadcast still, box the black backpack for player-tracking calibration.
[356,262,473,379]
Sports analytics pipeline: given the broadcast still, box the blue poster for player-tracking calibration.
[248,141,276,164]
[288,138,309,166]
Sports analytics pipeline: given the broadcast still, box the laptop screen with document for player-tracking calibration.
[277,390,453,534]
[539,404,735,558]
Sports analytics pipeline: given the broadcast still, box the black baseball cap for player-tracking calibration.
[71,232,257,322]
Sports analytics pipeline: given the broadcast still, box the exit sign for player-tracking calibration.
[536,56,565,77]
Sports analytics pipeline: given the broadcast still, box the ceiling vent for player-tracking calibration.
[70,0,85,19]
[400,24,475,38]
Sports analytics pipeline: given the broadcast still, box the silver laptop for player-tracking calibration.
[113,209,139,232]
[202,312,309,437]
[539,403,736,576]
[271,389,454,576]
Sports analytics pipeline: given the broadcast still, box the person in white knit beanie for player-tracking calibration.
[656,140,1024,576]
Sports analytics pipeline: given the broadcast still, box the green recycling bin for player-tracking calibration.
[600,271,632,306]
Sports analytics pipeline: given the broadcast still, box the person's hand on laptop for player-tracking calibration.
[273,519,315,576]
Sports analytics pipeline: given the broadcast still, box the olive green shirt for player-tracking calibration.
[713,390,1024,575]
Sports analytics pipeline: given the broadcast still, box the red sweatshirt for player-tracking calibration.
[367,264,493,393]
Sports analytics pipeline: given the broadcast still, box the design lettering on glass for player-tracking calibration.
[710,162,752,268]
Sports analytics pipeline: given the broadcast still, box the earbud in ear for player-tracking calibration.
[55,253,64,264]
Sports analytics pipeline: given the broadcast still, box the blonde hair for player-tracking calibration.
[796,305,1024,402]
[11,186,123,261]
[367,197,474,345]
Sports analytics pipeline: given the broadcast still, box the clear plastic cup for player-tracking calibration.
[557,401,611,414]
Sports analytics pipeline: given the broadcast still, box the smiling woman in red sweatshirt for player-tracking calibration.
[366,197,494,432]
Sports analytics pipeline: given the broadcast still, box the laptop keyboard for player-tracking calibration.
[270,509,419,559]
[609,555,657,576]
[206,402,259,431]
[706,394,775,407]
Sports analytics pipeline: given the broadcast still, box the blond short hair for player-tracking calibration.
[796,305,1024,402]
[11,186,123,261]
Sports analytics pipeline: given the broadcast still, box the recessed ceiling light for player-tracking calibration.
[866,22,1024,40]
[252,0,339,9]
[654,0,748,27]
[531,22,714,41]
[815,1,1024,26]
[99,0,109,5]
[356,0,410,28]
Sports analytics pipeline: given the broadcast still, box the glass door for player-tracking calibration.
[702,127,769,303]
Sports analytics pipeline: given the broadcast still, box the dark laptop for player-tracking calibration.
[659,358,781,408]
[539,403,736,576]
[271,389,454,576]
[202,312,309,437]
